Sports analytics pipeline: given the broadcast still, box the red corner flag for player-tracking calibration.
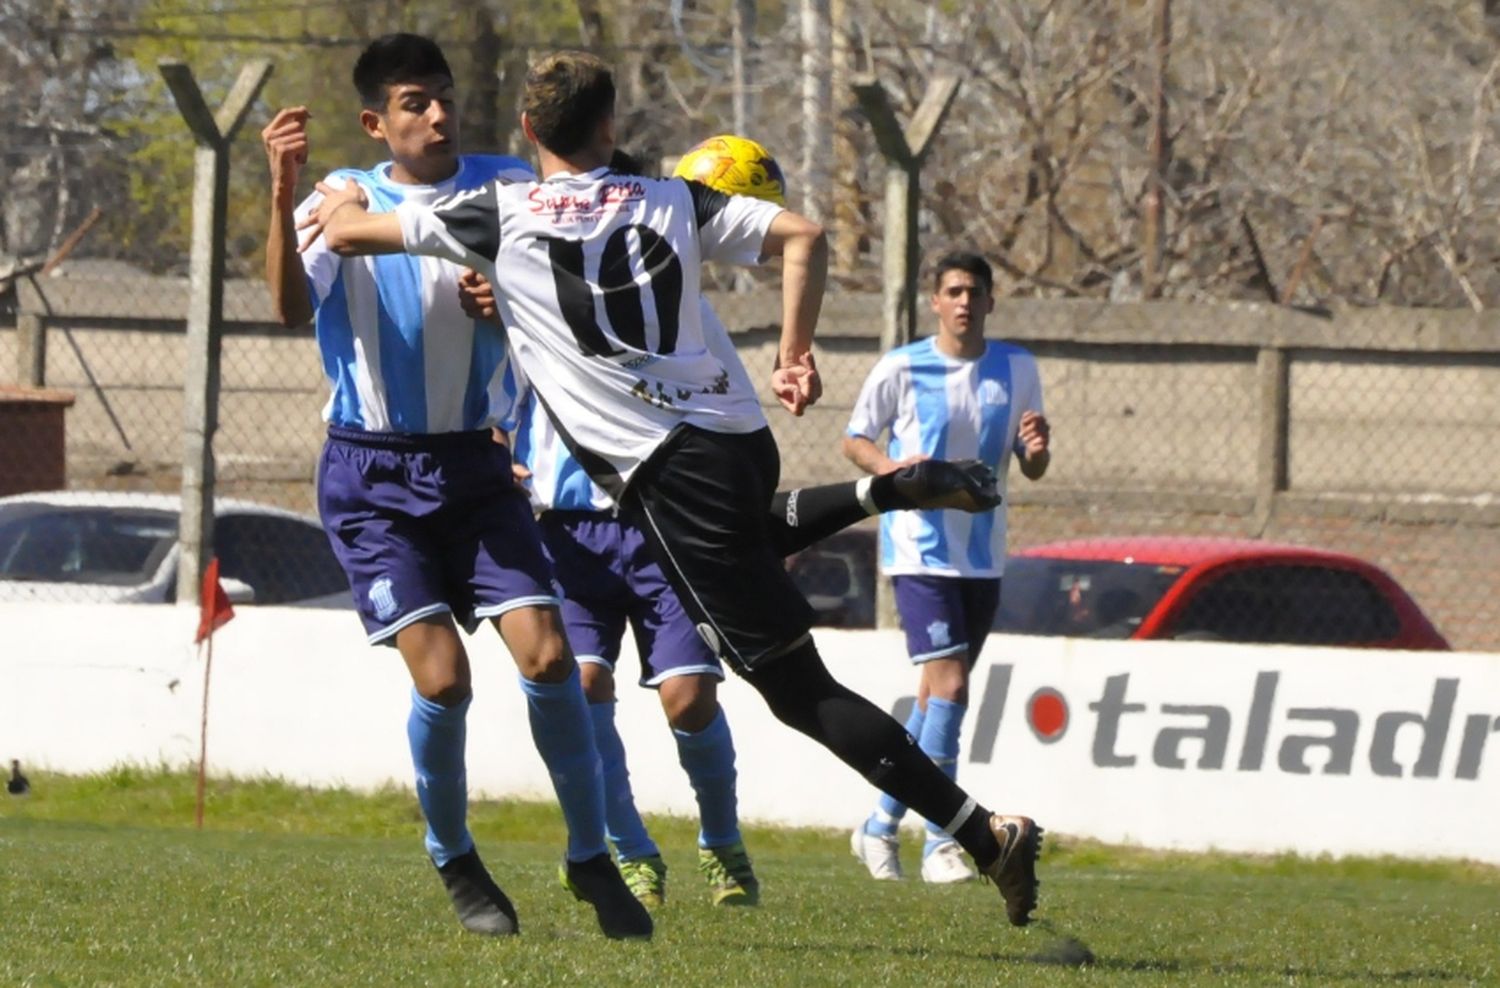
[195,557,236,644]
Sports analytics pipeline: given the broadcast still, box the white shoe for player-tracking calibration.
[920,839,977,884]
[850,824,903,880]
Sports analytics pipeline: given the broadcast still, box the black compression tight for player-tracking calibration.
[743,639,1000,866]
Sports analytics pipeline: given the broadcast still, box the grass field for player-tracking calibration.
[3,768,1498,986]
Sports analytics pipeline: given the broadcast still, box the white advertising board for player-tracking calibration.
[3,603,1497,863]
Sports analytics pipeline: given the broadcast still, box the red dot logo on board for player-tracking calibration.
[1026,687,1069,743]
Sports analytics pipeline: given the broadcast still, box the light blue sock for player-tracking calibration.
[590,701,660,861]
[919,696,967,850]
[866,701,927,838]
[673,707,741,848]
[407,688,474,867]
[520,666,608,862]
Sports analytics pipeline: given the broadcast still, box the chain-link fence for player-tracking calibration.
[4,271,1499,650]
[8,1,1500,653]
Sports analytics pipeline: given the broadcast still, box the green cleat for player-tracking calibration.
[698,841,760,907]
[618,854,668,909]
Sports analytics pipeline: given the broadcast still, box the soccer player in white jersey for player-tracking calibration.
[303,50,1045,928]
[845,251,1051,885]
[261,34,650,941]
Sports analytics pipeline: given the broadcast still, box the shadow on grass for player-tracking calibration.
[746,933,1478,984]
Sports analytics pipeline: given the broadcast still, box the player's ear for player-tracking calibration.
[359,108,385,141]
[520,111,538,144]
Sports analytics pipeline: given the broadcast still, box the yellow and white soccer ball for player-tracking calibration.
[672,134,787,205]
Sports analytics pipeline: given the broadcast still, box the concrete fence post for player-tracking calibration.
[159,58,273,607]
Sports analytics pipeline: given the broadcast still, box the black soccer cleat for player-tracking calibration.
[436,849,520,936]
[888,458,1003,513]
[979,814,1043,927]
[560,852,655,940]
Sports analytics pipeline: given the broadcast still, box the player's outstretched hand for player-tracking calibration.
[771,351,822,417]
[262,106,310,206]
[297,179,367,253]
[459,268,498,320]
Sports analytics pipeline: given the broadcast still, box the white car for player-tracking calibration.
[0,491,350,608]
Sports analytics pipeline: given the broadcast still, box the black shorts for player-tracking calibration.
[621,425,814,674]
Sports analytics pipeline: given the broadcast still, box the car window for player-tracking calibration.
[215,514,348,605]
[1169,564,1402,645]
[995,558,1182,638]
[0,509,175,586]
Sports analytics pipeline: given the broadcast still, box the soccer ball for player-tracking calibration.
[672,135,787,205]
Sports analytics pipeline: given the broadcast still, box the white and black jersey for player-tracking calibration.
[397,167,777,495]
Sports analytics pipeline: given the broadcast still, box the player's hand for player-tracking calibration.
[771,351,822,416]
[296,179,367,253]
[459,268,498,320]
[1018,411,1050,457]
[262,106,310,207]
[511,462,532,490]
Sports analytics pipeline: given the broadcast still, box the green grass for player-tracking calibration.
[3,768,1498,986]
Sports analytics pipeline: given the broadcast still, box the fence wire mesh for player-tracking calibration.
[7,4,1500,653]
[4,271,1499,652]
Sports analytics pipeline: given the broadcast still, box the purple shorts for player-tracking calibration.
[892,574,1002,666]
[318,427,559,645]
[539,510,723,688]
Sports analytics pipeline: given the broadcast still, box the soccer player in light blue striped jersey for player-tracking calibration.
[261,34,650,940]
[508,355,759,907]
[844,251,1051,885]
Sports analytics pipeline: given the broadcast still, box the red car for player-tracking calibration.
[995,537,1449,650]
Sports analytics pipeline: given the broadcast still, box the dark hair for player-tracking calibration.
[608,148,650,176]
[522,51,615,157]
[352,34,453,110]
[930,251,994,296]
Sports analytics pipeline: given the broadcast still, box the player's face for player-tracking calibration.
[362,76,460,185]
[931,269,994,344]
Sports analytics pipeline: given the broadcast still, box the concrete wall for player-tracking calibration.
[6,602,1499,864]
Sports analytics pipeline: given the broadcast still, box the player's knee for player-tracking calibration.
[412,669,472,707]
[659,674,718,732]
[514,632,576,683]
[579,662,617,703]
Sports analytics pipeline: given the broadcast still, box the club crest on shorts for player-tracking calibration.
[927,619,951,649]
[368,576,399,621]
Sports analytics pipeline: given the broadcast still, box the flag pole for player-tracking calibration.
[195,633,213,830]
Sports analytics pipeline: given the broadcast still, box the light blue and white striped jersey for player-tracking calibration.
[509,382,613,513]
[297,155,534,434]
[507,298,755,513]
[846,338,1044,578]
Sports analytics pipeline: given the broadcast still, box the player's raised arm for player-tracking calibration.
[262,106,314,328]
[761,211,827,415]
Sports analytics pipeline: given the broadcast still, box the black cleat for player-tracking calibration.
[560,853,655,940]
[889,458,1003,513]
[436,849,520,936]
[980,814,1043,927]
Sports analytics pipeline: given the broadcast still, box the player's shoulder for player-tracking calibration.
[987,339,1038,362]
[886,337,940,365]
